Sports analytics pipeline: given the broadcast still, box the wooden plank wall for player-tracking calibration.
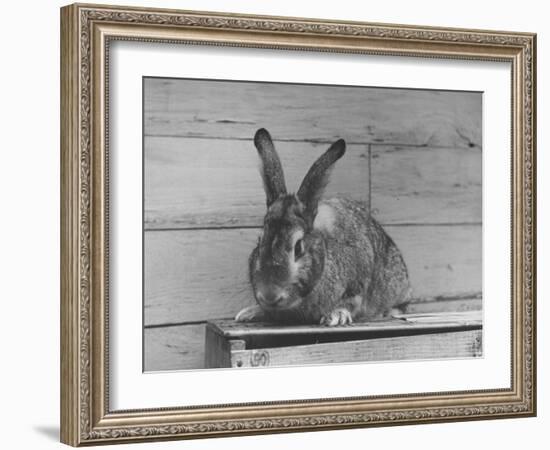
[143,78,482,371]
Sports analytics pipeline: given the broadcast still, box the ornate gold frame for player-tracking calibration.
[60,3,536,446]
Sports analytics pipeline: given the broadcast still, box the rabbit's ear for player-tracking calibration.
[297,138,346,220]
[254,128,287,206]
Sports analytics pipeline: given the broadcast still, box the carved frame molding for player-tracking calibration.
[60,3,536,446]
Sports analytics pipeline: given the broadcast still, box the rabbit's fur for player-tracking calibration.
[235,128,411,326]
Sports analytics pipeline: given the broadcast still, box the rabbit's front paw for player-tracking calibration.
[320,307,353,326]
[235,305,266,322]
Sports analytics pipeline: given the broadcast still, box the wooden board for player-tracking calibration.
[144,225,481,326]
[144,228,253,326]
[405,296,482,314]
[145,138,481,229]
[371,145,481,224]
[143,324,204,372]
[145,310,482,372]
[145,137,369,229]
[209,310,482,339]
[227,329,482,368]
[205,311,482,368]
[144,78,481,148]
[390,225,481,300]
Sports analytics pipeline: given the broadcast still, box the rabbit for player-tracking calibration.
[235,128,411,326]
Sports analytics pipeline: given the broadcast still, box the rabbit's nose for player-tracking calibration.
[257,288,285,306]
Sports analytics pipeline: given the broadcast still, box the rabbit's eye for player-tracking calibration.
[294,239,305,260]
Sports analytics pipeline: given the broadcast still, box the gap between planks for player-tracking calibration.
[144,222,483,232]
[142,134,479,150]
[144,294,482,329]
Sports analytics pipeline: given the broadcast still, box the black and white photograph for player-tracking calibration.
[143,78,483,372]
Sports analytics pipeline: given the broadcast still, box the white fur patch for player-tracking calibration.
[313,204,336,233]
[290,229,304,245]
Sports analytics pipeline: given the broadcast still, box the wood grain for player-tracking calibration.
[144,78,482,148]
[228,329,482,368]
[147,311,482,371]
[405,296,481,314]
[144,137,369,229]
[144,225,481,326]
[371,145,481,224]
[145,137,481,229]
[143,324,205,372]
[209,310,482,338]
